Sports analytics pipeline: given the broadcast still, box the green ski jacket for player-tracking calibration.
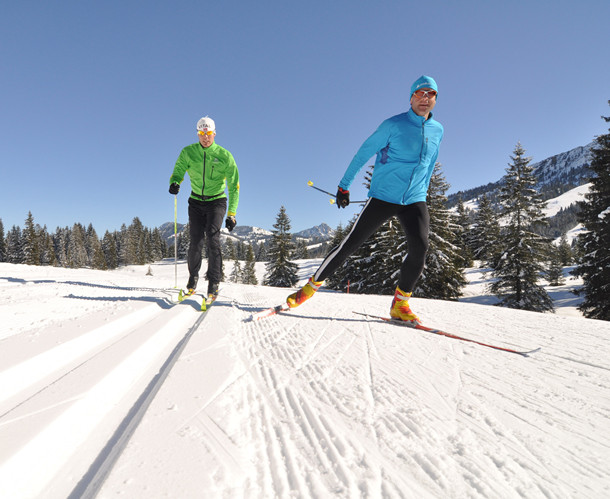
[170,142,240,216]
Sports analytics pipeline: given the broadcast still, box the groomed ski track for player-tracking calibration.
[1,263,609,498]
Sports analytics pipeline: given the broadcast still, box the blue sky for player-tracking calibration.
[1,0,608,235]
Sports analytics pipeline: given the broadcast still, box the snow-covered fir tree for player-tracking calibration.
[6,226,23,263]
[325,222,352,292]
[573,104,610,320]
[39,226,57,266]
[242,245,258,285]
[86,224,107,269]
[293,239,309,259]
[471,194,501,267]
[546,245,566,286]
[556,233,573,266]
[414,164,466,300]
[102,231,119,269]
[263,206,299,287]
[454,198,474,268]
[177,223,190,260]
[228,241,242,283]
[0,219,6,262]
[23,212,40,266]
[489,143,554,312]
[68,223,88,268]
[230,258,242,283]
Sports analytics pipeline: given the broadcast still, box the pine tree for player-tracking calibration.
[546,245,566,286]
[471,194,501,267]
[177,223,190,260]
[325,222,351,291]
[102,231,119,269]
[0,219,6,262]
[230,259,242,283]
[490,143,554,312]
[6,226,23,263]
[263,206,299,287]
[454,197,474,268]
[53,227,69,267]
[573,103,610,320]
[39,226,57,266]
[557,233,573,266]
[228,242,242,283]
[68,223,88,268]
[414,164,466,300]
[150,228,167,261]
[293,239,309,259]
[23,212,40,265]
[243,244,258,285]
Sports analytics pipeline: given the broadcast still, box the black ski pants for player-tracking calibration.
[313,198,430,292]
[187,197,226,285]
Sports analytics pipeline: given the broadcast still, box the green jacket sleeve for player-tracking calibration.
[226,154,240,216]
[170,148,189,185]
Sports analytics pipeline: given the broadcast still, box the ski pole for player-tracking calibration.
[174,195,178,288]
[307,180,366,204]
[307,180,335,197]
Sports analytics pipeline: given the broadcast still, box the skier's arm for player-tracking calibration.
[226,156,240,216]
[169,149,188,186]
[338,120,391,191]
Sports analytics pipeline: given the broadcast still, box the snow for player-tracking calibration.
[543,183,590,218]
[1,260,610,498]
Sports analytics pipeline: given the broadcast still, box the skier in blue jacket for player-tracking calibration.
[287,75,444,324]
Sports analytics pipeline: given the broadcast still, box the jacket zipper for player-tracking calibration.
[201,151,206,197]
[404,120,427,204]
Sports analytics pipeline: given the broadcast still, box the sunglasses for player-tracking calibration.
[413,89,437,99]
[198,130,215,136]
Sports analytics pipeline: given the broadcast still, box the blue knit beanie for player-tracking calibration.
[410,75,438,97]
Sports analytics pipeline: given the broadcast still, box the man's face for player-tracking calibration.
[198,130,216,147]
[410,88,437,118]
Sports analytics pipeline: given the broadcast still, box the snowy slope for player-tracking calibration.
[1,261,609,498]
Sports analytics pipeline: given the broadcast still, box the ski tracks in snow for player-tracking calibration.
[0,293,201,498]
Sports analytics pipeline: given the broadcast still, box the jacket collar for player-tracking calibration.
[198,141,218,152]
[408,107,434,124]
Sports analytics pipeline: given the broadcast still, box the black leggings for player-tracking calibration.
[187,197,227,284]
[314,198,430,292]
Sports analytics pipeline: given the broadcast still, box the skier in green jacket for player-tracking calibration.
[169,116,240,302]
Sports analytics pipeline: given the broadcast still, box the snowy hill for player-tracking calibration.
[532,142,593,187]
[1,261,609,498]
[159,222,332,247]
[449,142,593,207]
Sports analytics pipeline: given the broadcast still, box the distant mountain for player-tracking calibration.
[294,223,333,241]
[159,221,333,248]
[448,142,593,207]
[158,222,185,242]
[447,142,593,239]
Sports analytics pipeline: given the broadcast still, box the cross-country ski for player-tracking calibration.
[353,311,541,357]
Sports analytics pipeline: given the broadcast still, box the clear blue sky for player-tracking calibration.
[1,0,608,234]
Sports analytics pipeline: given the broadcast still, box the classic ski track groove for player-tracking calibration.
[0,299,205,498]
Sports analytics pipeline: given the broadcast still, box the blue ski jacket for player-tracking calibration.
[339,108,444,205]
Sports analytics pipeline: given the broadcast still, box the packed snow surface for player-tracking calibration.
[1,260,609,498]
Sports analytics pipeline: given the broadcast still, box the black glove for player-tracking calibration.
[336,187,350,209]
[169,183,180,195]
[225,215,237,232]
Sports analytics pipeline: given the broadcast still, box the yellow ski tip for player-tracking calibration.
[307,180,313,186]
